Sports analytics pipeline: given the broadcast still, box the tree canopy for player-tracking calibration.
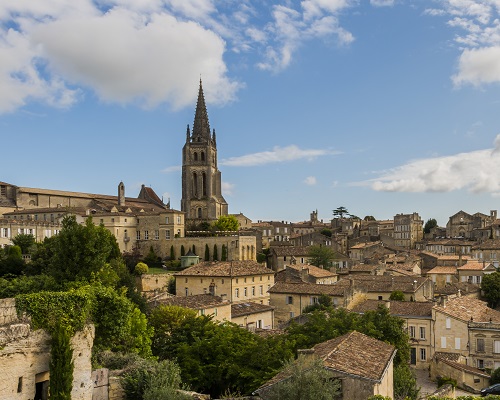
[212,215,239,231]
[332,206,349,219]
[482,271,500,308]
[307,245,335,269]
[424,218,438,234]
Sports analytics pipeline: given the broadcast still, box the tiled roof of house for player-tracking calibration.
[271,246,310,257]
[419,251,471,261]
[231,302,274,318]
[255,331,396,394]
[434,353,489,378]
[426,266,458,275]
[339,275,428,293]
[433,296,500,323]
[350,299,433,318]
[434,282,481,296]
[152,294,227,310]
[457,260,495,271]
[472,239,500,250]
[175,261,274,277]
[268,281,347,296]
[350,241,382,250]
[287,264,337,278]
[349,264,379,272]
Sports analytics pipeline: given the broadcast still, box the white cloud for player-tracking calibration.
[304,176,317,185]
[221,145,339,167]
[222,181,235,196]
[453,46,500,86]
[362,134,500,194]
[370,0,395,7]
[162,165,181,173]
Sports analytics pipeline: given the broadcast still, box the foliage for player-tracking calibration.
[170,245,176,260]
[320,228,332,237]
[303,294,332,313]
[168,277,176,294]
[393,364,420,400]
[364,216,376,221]
[491,367,500,384]
[213,215,239,231]
[205,244,210,261]
[221,244,227,261]
[389,290,406,301]
[44,215,120,282]
[181,245,185,257]
[307,245,335,268]
[424,218,438,234]
[0,274,60,298]
[482,272,500,308]
[213,244,218,261]
[12,233,36,254]
[121,358,190,400]
[143,246,161,269]
[0,246,25,276]
[261,355,341,400]
[368,396,392,400]
[149,306,294,397]
[332,206,349,219]
[134,262,149,276]
[49,322,74,400]
[95,350,143,370]
[437,376,457,388]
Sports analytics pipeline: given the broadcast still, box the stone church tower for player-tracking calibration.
[181,80,228,225]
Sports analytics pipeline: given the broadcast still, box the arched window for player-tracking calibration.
[193,172,198,197]
[198,208,202,218]
[201,151,205,161]
[202,172,207,196]
[194,152,198,161]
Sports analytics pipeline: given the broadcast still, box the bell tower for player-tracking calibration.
[181,80,228,225]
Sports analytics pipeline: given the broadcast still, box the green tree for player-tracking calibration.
[192,244,196,255]
[424,218,438,234]
[213,244,218,261]
[393,364,420,400]
[204,244,210,261]
[213,215,239,231]
[482,272,500,308]
[389,291,405,301]
[491,367,500,384]
[320,228,332,237]
[180,245,185,257]
[364,215,376,221]
[307,245,335,268]
[134,262,149,275]
[143,246,160,268]
[12,233,36,254]
[0,245,25,276]
[260,355,341,400]
[332,206,349,219]
[170,245,176,260]
[49,322,74,400]
[303,294,332,313]
[221,244,227,261]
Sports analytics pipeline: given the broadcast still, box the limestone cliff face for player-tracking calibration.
[0,298,95,400]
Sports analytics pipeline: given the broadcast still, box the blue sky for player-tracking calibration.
[2,0,500,227]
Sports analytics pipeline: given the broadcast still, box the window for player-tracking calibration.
[185,288,188,296]
[286,296,293,304]
[214,308,218,316]
[244,287,247,297]
[441,337,447,349]
[478,359,485,369]
[165,216,170,224]
[111,218,115,223]
[155,230,159,240]
[446,317,451,329]
[200,309,205,316]
[420,348,426,361]
[494,340,500,354]
[378,296,383,300]
[420,327,426,340]
[260,285,263,295]
[185,278,188,283]
[165,230,171,240]
[136,231,141,240]
[477,338,485,352]
[235,288,240,298]
[177,216,181,224]
[144,231,149,240]
[409,326,416,338]
[455,338,461,350]
[252,286,255,296]
[290,312,295,318]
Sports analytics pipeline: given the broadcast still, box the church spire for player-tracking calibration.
[192,79,211,141]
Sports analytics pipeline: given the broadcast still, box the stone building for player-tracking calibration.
[181,80,228,226]
[393,212,423,249]
[446,210,497,239]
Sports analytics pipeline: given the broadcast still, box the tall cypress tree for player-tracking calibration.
[49,323,74,400]
[180,245,185,257]
[213,244,218,261]
[170,245,176,260]
[221,245,227,261]
[204,244,210,261]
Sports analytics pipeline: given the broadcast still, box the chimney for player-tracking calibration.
[441,296,447,308]
[118,181,125,207]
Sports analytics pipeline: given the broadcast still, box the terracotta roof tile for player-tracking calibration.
[269,281,347,296]
[339,275,429,293]
[426,266,458,274]
[152,294,227,310]
[434,296,500,323]
[350,299,433,317]
[231,302,274,317]
[175,261,274,277]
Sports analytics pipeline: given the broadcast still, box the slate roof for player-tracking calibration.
[434,296,500,323]
[350,299,433,318]
[151,294,227,310]
[268,281,347,296]
[175,261,274,277]
[231,302,274,318]
[434,282,481,296]
[434,353,490,378]
[255,331,396,394]
[271,246,310,256]
[472,239,500,250]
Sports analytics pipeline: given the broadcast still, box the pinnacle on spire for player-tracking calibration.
[186,124,191,141]
[192,79,211,141]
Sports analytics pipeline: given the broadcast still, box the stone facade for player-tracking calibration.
[393,212,423,249]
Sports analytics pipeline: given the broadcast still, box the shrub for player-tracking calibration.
[437,376,457,388]
[134,262,149,275]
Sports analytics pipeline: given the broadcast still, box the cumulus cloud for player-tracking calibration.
[220,145,339,167]
[304,176,317,185]
[222,181,235,196]
[429,1,500,87]
[162,165,181,173]
[362,134,500,195]
[370,0,395,7]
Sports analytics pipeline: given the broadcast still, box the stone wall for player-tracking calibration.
[136,274,172,295]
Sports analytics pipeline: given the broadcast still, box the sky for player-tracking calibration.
[2,0,500,227]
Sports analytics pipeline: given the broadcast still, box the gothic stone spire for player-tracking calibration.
[192,79,211,141]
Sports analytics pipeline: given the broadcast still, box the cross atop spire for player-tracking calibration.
[191,79,211,141]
